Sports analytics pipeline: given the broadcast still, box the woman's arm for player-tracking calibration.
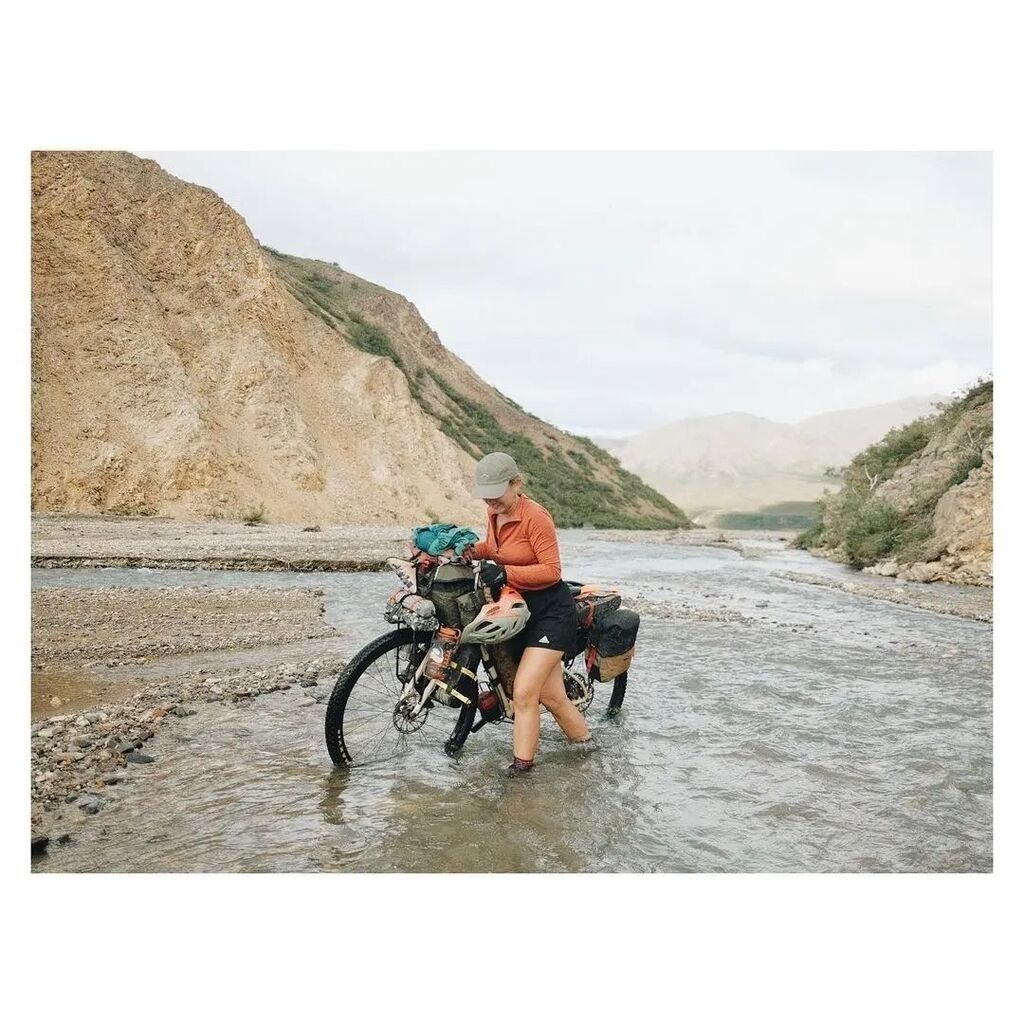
[505,510,561,590]
[467,520,497,561]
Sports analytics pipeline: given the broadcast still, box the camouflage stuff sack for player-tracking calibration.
[421,563,477,629]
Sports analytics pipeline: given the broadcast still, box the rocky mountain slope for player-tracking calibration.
[796,379,992,585]
[605,396,943,516]
[31,152,688,529]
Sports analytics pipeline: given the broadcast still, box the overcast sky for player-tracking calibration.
[143,151,991,437]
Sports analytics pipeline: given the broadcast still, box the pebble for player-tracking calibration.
[116,740,138,754]
[102,773,128,785]
[31,835,49,857]
[125,751,155,764]
[37,728,55,739]
[78,795,102,815]
[300,678,318,688]
[172,706,197,717]
[74,716,90,727]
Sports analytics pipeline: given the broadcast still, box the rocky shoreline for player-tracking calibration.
[32,555,384,572]
[30,655,347,857]
[771,570,992,622]
[32,585,339,717]
[30,576,353,856]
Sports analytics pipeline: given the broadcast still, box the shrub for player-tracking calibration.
[846,418,934,492]
[843,499,903,567]
[947,449,985,488]
[346,312,404,369]
[108,500,157,517]
[794,515,826,550]
[242,503,268,526]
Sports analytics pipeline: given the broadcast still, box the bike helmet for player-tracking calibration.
[460,586,530,644]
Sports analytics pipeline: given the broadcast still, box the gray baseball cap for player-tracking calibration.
[472,452,521,498]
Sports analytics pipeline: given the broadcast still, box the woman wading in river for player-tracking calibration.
[467,452,592,775]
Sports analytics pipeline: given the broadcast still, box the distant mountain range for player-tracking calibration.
[597,396,944,521]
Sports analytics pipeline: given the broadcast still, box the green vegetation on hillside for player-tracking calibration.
[795,377,992,567]
[425,370,688,528]
[263,247,690,530]
[715,501,821,530]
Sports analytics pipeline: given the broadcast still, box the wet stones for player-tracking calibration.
[78,795,103,815]
[30,652,348,842]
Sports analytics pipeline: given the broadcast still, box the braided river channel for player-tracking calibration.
[33,531,992,872]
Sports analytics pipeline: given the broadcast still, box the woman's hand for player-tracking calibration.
[478,560,507,593]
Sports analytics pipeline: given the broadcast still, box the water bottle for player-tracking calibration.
[424,626,461,681]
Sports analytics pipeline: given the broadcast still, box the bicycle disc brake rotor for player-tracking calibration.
[563,668,594,711]
[392,695,429,733]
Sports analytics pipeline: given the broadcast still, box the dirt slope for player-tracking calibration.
[31,151,687,529]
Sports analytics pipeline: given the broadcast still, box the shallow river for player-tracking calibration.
[33,532,992,872]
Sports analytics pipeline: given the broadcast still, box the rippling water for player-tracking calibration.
[34,532,992,872]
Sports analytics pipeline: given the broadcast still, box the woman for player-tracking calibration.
[467,451,592,775]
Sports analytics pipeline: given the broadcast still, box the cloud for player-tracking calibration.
[142,151,992,432]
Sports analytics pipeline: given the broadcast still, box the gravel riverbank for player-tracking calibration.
[32,585,337,718]
[770,570,992,622]
[30,654,347,855]
[31,514,415,571]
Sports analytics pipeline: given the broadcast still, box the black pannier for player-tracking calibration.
[593,608,640,655]
[588,608,640,681]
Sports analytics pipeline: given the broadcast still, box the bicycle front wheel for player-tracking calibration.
[324,628,477,766]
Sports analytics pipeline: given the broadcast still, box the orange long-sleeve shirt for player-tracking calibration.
[468,495,561,591]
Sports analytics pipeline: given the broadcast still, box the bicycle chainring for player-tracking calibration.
[563,668,594,712]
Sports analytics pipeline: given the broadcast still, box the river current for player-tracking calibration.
[33,531,992,872]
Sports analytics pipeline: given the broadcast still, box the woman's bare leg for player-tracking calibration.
[511,647,563,761]
[539,660,591,742]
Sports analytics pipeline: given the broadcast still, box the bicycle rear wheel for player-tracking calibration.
[324,628,477,766]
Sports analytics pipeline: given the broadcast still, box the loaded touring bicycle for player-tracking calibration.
[324,553,640,767]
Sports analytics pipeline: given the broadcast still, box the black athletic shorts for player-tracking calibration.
[510,580,578,655]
